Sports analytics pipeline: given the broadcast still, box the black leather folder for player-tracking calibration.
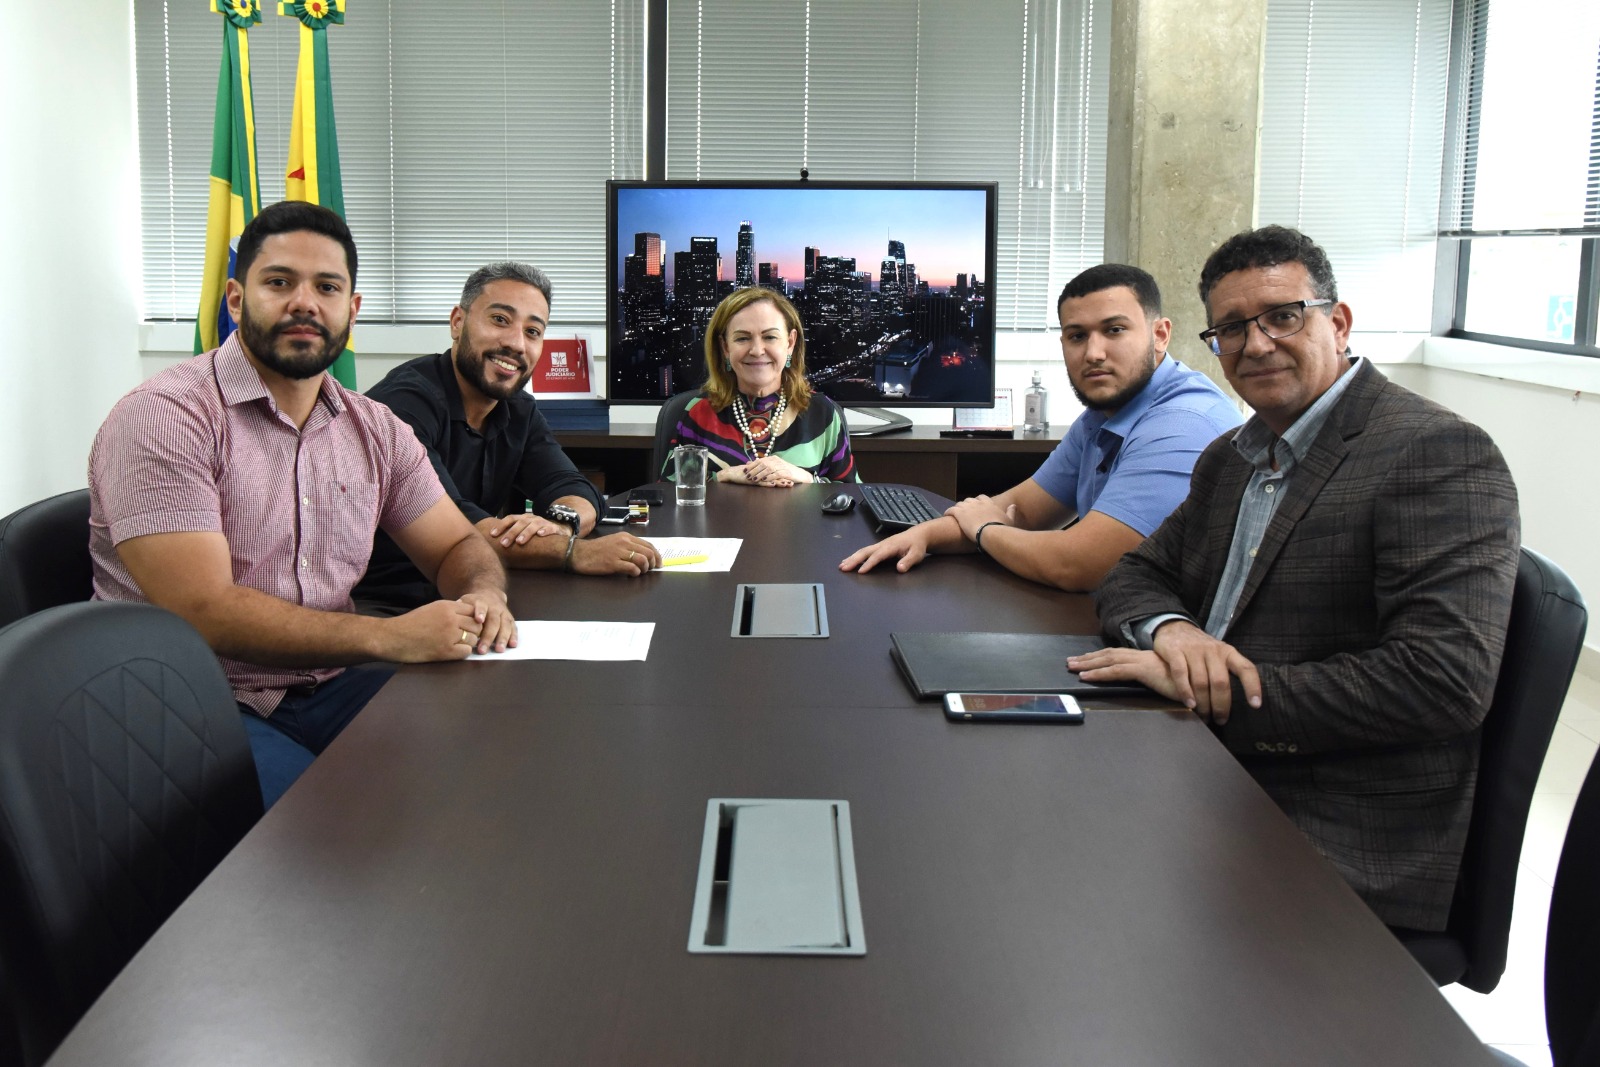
[890,631,1152,699]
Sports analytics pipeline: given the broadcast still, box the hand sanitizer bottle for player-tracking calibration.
[1024,371,1048,432]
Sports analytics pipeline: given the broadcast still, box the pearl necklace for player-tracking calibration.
[732,392,788,460]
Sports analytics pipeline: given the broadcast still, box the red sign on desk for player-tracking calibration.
[529,338,594,395]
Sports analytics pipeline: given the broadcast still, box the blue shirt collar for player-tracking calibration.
[1092,354,1180,439]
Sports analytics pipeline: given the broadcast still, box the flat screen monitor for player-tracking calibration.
[607,180,998,433]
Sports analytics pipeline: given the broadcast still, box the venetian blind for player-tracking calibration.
[663,0,1108,331]
[135,1,646,325]
[1258,0,1453,333]
[1438,0,1600,235]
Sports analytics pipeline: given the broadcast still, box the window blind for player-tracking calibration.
[135,1,646,326]
[1258,0,1453,333]
[1589,41,1600,227]
[1439,0,1600,235]
[664,0,1108,331]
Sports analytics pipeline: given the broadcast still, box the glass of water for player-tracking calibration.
[671,445,710,506]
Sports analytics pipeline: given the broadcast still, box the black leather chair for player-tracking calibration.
[650,390,700,483]
[0,602,262,1066]
[0,959,21,1067]
[1401,547,1588,992]
[1538,745,1600,1067]
[1487,746,1600,1067]
[0,489,93,630]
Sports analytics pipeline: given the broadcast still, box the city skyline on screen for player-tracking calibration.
[613,185,989,290]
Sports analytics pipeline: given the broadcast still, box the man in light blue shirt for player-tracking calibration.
[841,264,1241,591]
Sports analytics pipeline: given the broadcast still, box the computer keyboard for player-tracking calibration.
[859,484,944,533]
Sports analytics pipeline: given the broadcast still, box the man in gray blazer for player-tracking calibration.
[1070,226,1520,932]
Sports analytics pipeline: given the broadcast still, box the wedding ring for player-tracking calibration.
[627,550,636,561]
[461,630,472,644]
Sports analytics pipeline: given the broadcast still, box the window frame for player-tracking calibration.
[1439,0,1600,357]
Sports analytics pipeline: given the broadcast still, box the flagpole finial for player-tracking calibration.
[212,0,262,28]
[279,0,345,27]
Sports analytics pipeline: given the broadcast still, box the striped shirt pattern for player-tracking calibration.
[89,334,445,715]
[662,393,858,483]
[1203,357,1364,637]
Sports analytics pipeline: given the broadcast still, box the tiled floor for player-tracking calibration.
[1441,668,1600,1066]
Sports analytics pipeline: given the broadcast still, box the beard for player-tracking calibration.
[1069,340,1159,412]
[454,321,533,401]
[237,297,350,381]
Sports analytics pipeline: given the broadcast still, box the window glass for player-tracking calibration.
[1462,237,1582,342]
[1467,0,1599,231]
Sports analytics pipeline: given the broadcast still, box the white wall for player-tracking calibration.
[0,1,142,515]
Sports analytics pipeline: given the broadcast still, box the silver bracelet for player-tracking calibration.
[562,530,579,572]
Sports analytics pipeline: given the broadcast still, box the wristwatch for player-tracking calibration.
[544,503,580,532]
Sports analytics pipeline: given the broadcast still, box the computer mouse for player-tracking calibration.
[821,492,856,515]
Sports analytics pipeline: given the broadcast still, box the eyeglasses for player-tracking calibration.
[1198,299,1333,356]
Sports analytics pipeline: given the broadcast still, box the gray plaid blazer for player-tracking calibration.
[1095,362,1520,930]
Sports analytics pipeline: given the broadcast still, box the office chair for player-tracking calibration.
[0,602,263,1066]
[1400,547,1588,993]
[1486,746,1600,1067]
[650,391,700,482]
[0,489,93,630]
[0,958,20,1067]
[1538,746,1600,1067]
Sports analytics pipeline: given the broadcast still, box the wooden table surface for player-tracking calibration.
[47,484,1494,1066]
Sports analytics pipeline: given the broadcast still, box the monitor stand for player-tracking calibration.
[845,407,913,437]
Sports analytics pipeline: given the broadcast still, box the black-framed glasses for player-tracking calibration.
[1198,299,1333,356]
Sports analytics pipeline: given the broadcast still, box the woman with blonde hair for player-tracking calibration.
[657,287,857,486]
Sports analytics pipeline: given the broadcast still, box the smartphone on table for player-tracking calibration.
[943,693,1084,724]
[599,504,631,525]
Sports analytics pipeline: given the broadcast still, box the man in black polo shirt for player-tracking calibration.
[357,262,660,612]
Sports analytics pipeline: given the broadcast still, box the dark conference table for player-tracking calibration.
[48,484,1494,1066]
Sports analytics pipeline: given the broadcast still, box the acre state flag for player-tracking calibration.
[281,0,357,388]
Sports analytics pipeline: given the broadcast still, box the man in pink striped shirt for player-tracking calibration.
[90,201,516,806]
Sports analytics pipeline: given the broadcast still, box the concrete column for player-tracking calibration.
[1105,0,1268,392]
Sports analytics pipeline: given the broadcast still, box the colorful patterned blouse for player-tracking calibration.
[660,393,859,483]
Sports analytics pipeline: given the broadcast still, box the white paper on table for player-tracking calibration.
[641,536,743,572]
[466,620,654,661]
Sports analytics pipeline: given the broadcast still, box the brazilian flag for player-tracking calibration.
[195,0,263,355]
[281,0,357,389]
